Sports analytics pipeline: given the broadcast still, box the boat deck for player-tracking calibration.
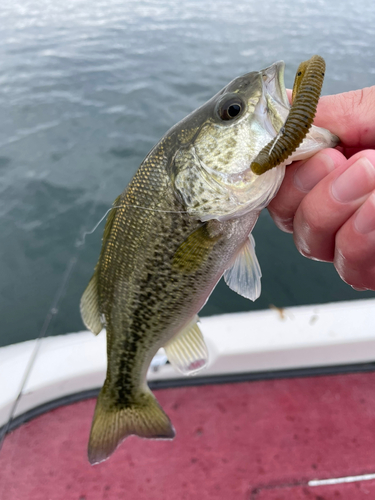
[2,371,375,499]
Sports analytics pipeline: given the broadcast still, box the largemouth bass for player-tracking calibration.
[81,59,337,464]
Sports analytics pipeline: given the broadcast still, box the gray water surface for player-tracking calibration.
[1,0,375,347]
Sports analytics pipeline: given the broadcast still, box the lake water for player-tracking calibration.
[1,0,375,347]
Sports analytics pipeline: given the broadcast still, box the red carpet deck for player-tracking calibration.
[2,372,375,499]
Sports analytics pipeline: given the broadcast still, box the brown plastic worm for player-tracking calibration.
[251,55,326,175]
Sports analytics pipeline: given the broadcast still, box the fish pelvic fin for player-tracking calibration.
[88,386,175,465]
[80,272,103,335]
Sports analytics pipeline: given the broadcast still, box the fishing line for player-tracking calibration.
[0,195,189,455]
[0,193,104,457]
[76,203,189,246]
[0,256,77,454]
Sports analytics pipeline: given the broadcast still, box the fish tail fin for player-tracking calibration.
[88,384,175,465]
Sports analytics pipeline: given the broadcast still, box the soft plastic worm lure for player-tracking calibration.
[251,55,326,175]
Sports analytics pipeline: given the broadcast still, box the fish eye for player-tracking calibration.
[218,97,244,121]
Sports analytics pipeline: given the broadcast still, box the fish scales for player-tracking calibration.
[81,58,338,464]
[97,139,247,403]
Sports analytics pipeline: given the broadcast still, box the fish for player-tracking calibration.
[80,59,337,464]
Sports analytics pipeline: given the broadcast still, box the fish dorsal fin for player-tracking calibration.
[80,272,103,335]
[172,223,220,274]
[164,316,208,375]
[224,234,262,302]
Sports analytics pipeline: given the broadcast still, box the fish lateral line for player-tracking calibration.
[250,55,326,175]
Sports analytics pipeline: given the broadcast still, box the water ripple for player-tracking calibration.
[0,0,374,345]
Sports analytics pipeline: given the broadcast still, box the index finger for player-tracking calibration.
[314,86,375,150]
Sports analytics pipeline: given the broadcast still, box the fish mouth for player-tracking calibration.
[260,61,290,128]
[260,60,290,112]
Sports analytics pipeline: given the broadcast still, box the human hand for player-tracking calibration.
[268,86,375,291]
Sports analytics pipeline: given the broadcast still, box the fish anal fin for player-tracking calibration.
[80,273,103,335]
[172,223,220,274]
[88,387,175,465]
[164,316,208,375]
[224,234,262,302]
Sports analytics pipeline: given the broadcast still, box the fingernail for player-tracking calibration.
[354,192,375,234]
[294,153,335,192]
[332,157,375,203]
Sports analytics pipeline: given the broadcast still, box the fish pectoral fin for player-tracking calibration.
[88,386,175,465]
[172,223,220,274]
[80,273,103,335]
[164,316,208,375]
[224,234,262,301]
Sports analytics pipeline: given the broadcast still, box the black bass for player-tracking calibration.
[81,60,337,464]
